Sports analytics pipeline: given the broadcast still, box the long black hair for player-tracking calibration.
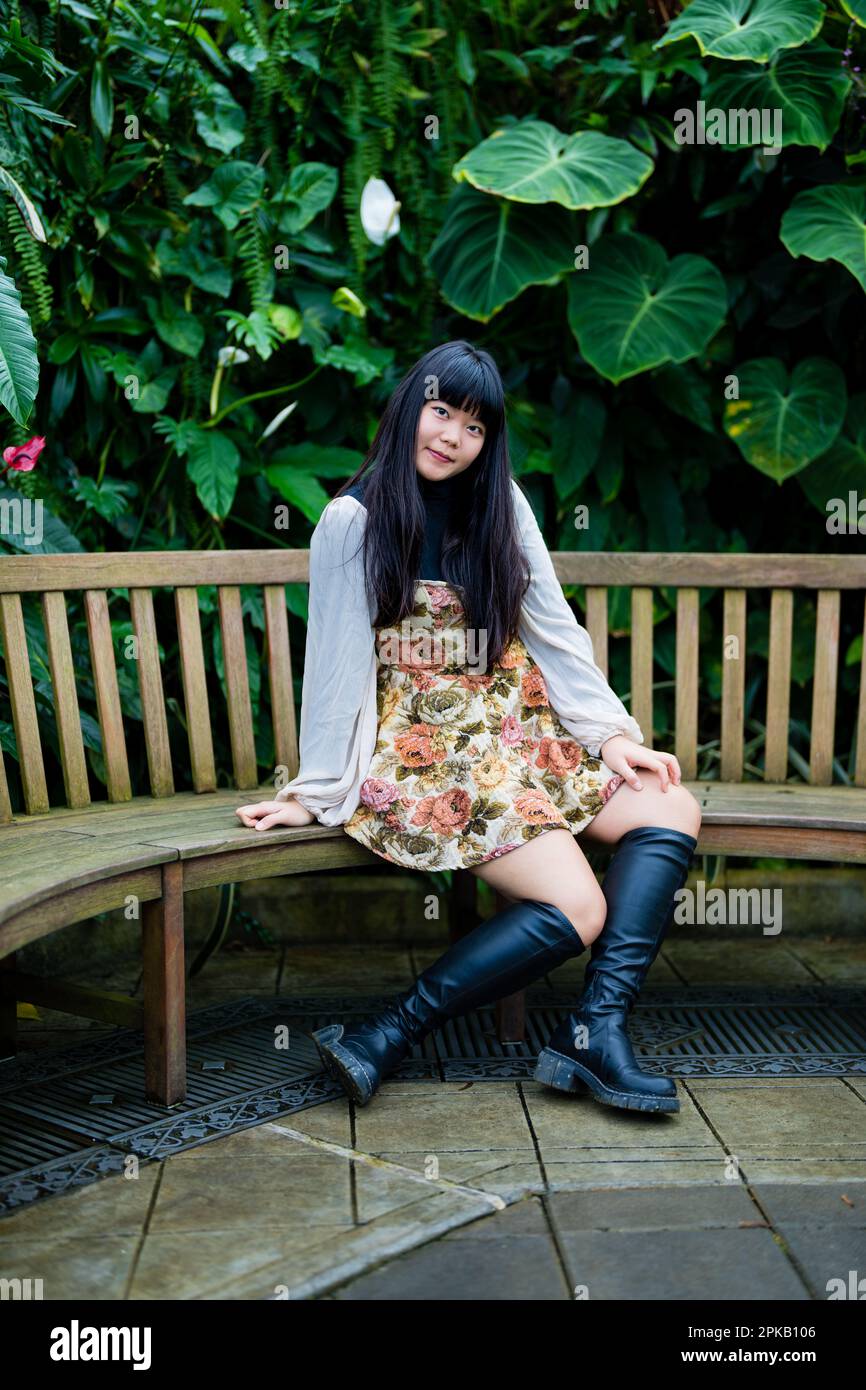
[334,340,530,667]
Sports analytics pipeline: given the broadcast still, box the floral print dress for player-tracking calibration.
[343,581,625,871]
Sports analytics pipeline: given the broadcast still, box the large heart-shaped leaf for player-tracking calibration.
[183,162,265,230]
[840,0,866,27]
[654,0,824,63]
[780,184,866,292]
[452,121,653,209]
[184,427,240,519]
[704,43,850,151]
[798,395,866,518]
[428,185,576,321]
[0,256,39,425]
[566,234,728,384]
[723,357,846,480]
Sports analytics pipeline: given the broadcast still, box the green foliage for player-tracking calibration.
[0,0,863,805]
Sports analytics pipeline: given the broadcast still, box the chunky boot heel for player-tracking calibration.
[306,897,587,1107]
[534,1046,591,1094]
[311,1024,381,1107]
[535,825,698,1116]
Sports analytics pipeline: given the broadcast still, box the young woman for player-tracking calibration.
[237,341,701,1115]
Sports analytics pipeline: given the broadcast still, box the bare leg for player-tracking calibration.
[576,769,702,849]
[468,827,608,949]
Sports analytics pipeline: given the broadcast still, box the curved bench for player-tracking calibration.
[1,549,864,1106]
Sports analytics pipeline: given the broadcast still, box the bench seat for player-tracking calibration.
[0,788,374,944]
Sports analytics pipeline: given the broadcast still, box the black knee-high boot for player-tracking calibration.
[534,825,698,1114]
[309,897,587,1107]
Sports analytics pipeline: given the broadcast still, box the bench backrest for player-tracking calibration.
[568,553,866,788]
[0,549,864,821]
[0,551,304,822]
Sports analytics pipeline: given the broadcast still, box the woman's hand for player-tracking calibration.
[598,735,682,793]
[235,798,317,831]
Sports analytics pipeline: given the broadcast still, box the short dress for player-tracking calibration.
[342,579,626,871]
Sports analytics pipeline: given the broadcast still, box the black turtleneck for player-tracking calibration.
[343,469,463,581]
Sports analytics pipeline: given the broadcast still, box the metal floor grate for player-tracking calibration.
[1,986,864,1216]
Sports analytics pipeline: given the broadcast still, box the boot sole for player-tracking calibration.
[534,1046,680,1114]
[308,1024,375,1107]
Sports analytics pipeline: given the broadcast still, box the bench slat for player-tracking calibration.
[130,588,174,798]
[675,588,699,780]
[42,591,90,808]
[585,588,608,677]
[631,587,653,746]
[0,593,49,814]
[720,589,746,781]
[264,583,298,786]
[809,588,840,786]
[0,740,11,824]
[84,589,132,802]
[765,589,793,782]
[175,587,217,793]
[2,550,865,591]
[218,586,258,789]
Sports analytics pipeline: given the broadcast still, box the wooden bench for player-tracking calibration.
[1,550,864,1107]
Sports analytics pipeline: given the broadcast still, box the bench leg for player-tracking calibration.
[495,991,526,1044]
[142,860,186,1107]
[449,867,479,943]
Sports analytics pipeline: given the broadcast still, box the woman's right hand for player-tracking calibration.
[235,798,317,831]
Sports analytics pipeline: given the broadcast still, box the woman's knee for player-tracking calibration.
[636,770,702,837]
[554,883,607,945]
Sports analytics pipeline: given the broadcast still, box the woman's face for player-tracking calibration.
[415,398,486,482]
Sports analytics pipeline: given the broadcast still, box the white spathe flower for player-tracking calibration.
[218,345,250,367]
[360,177,401,246]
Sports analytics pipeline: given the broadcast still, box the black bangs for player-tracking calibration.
[431,344,504,431]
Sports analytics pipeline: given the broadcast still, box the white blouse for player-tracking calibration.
[274,477,644,825]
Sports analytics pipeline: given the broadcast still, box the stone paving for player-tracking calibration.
[2,935,865,1299]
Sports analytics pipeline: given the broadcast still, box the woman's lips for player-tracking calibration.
[427,448,454,462]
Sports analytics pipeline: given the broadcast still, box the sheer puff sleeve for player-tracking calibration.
[273,496,378,826]
[511,478,644,761]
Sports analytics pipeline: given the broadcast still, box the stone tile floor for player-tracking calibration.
[3,934,865,1299]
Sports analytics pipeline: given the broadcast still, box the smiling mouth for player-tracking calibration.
[428,448,455,462]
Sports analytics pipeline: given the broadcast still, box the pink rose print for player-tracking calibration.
[499,714,525,747]
[411,787,472,834]
[360,778,400,812]
[521,669,549,707]
[513,789,564,826]
[394,724,446,768]
[600,774,625,803]
[535,736,584,777]
[478,843,521,862]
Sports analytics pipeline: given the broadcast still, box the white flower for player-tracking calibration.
[218,345,250,367]
[360,177,401,246]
